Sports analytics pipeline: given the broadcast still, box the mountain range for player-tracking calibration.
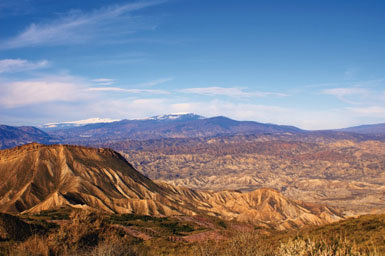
[1,113,384,149]
[42,114,304,144]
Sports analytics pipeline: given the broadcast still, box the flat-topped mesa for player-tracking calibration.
[0,144,342,230]
[0,142,112,154]
[0,143,125,161]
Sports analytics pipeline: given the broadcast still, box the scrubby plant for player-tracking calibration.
[194,231,380,256]
[10,235,50,256]
[194,231,267,256]
[277,235,379,256]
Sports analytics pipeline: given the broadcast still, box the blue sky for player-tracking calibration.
[1,0,385,129]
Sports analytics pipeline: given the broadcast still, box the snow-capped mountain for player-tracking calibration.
[42,118,121,129]
[41,114,203,129]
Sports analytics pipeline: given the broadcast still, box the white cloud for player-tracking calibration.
[317,85,385,125]
[86,98,170,120]
[88,77,172,93]
[88,87,170,94]
[88,84,282,97]
[321,87,371,104]
[322,87,368,97]
[0,1,166,49]
[135,78,173,87]
[321,86,385,108]
[179,87,286,97]
[343,67,359,80]
[92,78,115,85]
[2,71,383,129]
[0,75,89,108]
[0,75,170,110]
[0,59,48,73]
[168,100,290,121]
[347,106,385,118]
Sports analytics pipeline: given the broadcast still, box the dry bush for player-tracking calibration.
[194,231,380,256]
[9,235,50,256]
[194,231,267,256]
[8,211,152,256]
[277,236,379,256]
[48,210,104,255]
[7,210,106,256]
[0,213,37,241]
[90,232,139,256]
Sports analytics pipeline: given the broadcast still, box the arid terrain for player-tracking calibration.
[1,115,385,216]
[0,143,340,230]
[100,134,385,215]
[0,143,384,255]
[0,116,385,255]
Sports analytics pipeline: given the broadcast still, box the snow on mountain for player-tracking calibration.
[42,118,121,129]
[42,114,204,129]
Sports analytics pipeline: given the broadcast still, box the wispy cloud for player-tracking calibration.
[88,77,172,93]
[346,106,385,118]
[321,87,370,104]
[88,87,170,94]
[0,75,171,109]
[88,84,284,97]
[135,78,173,87]
[0,0,35,16]
[0,59,48,73]
[179,87,286,97]
[0,1,166,49]
[344,67,358,80]
[305,78,385,89]
[92,78,115,86]
[322,85,385,121]
[322,87,368,97]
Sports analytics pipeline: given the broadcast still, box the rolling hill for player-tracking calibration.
[338,122,385,134]
[0,125,54,149]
